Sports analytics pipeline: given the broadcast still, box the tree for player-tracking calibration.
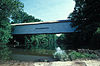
[11,11,41,23]
[0,0,23,44]
[0,0,23,61]
[68,0,100,48]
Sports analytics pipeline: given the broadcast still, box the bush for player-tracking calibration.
[68,51,98,60]
[0,45,12,61]
[83,53,98,59]
[53,47,68,61]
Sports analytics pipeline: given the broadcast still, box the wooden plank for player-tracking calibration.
[12,21,75,35]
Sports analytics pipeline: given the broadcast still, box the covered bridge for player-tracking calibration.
[11,20,76,35]
[10,20,77,49]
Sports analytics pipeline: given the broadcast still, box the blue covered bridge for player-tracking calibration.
[11,20,76,35]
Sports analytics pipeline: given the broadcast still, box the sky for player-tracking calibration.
[20,0,75,21]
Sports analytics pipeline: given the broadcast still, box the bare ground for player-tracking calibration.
[0,54,100,66]
[0,60,100,66]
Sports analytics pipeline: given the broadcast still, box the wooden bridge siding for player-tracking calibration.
[12,22,75,35]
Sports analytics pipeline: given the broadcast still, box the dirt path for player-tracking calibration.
[0,54,100,66]
[0,60,100,66]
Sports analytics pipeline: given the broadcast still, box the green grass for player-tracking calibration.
[11,48,55,56]
[68,51,98,60]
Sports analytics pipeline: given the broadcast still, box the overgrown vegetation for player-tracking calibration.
[52,47,98,61]
[56,0,100,49]
[24,34,58,50]
[11,11,41,24]
[53,47,68,61]
[0,45,12,61]
[68,51,98,60]
[0,0,23,44]
[0,0,23,61]
[66,0,100,49]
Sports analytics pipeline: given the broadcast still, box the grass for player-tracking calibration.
[68,51,98,60]
[11,48,55,56]
[11,48,99,61]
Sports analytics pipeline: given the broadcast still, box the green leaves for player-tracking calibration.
[0,0,24,18]
[0,0,24,44]
[24,34,58,50]
[68,51,98,60]
[0,20,12,43]
[11,11,41,23]
[68,0,100,48]
[53,49,68,61]
[0,45,12,61]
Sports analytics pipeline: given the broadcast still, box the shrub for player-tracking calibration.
[83,53,98,59]
[53,47,68,61]
[0,45,12,61]
[68,51,98,60]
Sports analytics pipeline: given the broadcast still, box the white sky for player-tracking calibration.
[20,0,75,21]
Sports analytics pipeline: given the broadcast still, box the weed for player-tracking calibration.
[68,51,98,60]
[0,45,12,61]
[53,47,69,61]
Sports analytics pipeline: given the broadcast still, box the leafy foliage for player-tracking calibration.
[0,0,23,18]
[53,47,68,61]
[0,0,23,61]
[11,11,41,23]
[0,19,12,43]
[0,0,23,44]
[0,45,12,61]
[68,51,98,60]
[69,0,100,31]
[56,34,66,48]
[67,0,100,48]
[25,34,58,50]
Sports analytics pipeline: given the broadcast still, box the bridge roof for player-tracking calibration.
[11,20,71,26]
